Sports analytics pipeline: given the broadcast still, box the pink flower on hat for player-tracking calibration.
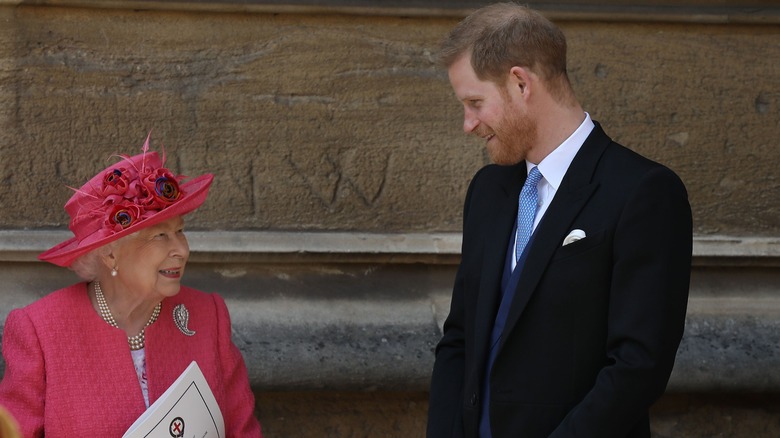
[142,168,182,206]
[102,167,132,197]
[105,201,144,232]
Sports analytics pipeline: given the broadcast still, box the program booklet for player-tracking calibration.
[123,361,225,438]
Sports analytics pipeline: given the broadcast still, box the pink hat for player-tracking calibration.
[39,134,213,267]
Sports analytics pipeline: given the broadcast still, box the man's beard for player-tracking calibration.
[483,107,537,166]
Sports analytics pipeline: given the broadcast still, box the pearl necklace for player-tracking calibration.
[94,281,161,351]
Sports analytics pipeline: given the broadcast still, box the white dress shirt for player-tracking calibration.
[511,112,595,271]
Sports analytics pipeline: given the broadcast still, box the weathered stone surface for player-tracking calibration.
[674,312,780,391]
[0,7,778,235]
[254,391,780,438]
[0,6,473,232]
[650,393,780,438]
[255,391,429,438]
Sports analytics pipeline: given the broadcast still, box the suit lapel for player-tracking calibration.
[499,124,612,349]
[473,163,524,370]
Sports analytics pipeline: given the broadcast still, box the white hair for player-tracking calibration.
[69,234,135,281]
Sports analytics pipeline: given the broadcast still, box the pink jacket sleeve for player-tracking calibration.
[0,310,46,438]
[211,293,263,438]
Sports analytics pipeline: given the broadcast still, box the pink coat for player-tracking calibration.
[0,283,263,437]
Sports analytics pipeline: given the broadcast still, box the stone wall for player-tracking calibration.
[1,1,779,437]
[1,3,778,234]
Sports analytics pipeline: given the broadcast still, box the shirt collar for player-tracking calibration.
[527,112,595,190]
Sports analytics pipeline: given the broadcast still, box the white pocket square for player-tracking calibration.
[563,229,586,246]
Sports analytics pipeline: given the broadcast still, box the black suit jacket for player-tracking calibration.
[427,124,692,438]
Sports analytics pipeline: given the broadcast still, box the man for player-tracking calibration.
[427,3,692,438]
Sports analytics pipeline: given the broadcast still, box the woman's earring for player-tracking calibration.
[111,267,118,277]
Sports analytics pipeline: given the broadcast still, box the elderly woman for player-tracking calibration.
[0,135,263,437]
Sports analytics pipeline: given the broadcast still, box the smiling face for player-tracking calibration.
[110,216,189,301]
[448,54,537,165]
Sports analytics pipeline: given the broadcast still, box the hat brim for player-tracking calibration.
[39,173,214,267]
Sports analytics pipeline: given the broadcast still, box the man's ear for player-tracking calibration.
[509,66,534,97]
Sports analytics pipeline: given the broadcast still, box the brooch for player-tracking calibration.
[173,304,196,336]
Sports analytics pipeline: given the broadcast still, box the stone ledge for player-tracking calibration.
[1,230,779,266]
[0,229,463,264]
[693,235,780,267]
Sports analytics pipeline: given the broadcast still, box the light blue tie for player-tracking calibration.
[515,166,542,262]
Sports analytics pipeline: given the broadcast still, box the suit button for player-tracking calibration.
[470,393,478,406]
